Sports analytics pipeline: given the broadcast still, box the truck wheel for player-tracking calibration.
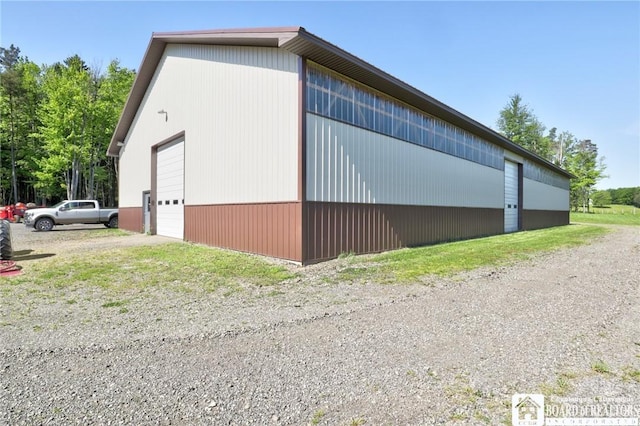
[0,220,13,260]
[108,216,118,229]
[35,217,54,232]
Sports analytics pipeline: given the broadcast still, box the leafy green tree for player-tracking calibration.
[544,126,557,161]
[497,94,551,160]
[550,130,577,168]
[590,190,611,207]
[37,55,93,200]
[496,95,610,214]
[566,139,607,212]
[0,46,43,205]
[609,187,637,205]
[36,55,134,203]
[1,44,135,205]
[0,44,24,204]
[16,60,44,203]
[91,60,135,205]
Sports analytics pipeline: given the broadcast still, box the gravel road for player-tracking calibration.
[1,223,639,425]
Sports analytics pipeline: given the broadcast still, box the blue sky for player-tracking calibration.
[1,1,638,189]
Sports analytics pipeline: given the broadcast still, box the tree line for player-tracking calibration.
[0,44,135,207]
[497,94,608,212]
[591,187,640,208]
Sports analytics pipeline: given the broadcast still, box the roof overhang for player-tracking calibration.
[107,26,571,179]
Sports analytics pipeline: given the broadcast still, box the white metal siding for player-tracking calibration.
[504,160,519,233]
[306,115,503,208]
[118,45,299,208]
[523,178,570,211]
[504,150,524,164]
[156,140,184,239]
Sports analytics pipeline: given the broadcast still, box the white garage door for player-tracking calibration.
[504,160,519,233]
[156,139,184,239]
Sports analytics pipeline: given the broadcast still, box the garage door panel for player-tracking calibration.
[157,139,184,239]
[504,160,519,233]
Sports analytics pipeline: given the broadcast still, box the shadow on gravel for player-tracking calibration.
[38,227,107,232]
[12,250,55,261]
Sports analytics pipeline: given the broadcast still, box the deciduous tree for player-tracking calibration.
[566,139,607,212]
[590,190,611,207]
[36,56,134,203]
[1,45,135,205]
[497,94,551,160]
[0,46,43,204]
[0,44,24,203]
[496,95,609,213]
[609,187,638,206]
[550,130,577,168]
[92,60,135,205]
[37,56,92,200]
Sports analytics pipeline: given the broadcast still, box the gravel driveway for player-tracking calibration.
[1,223,639,424]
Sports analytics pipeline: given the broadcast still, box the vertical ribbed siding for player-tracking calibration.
[119,207,143,233]
[181,44,299,205]
[303,202,503,263]
[523,178,570,211]
[306,115,504,208]
[184,202,302,262]
[523,210,569,230]
[118,44,299,208]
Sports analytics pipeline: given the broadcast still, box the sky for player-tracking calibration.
[1,1,639,189]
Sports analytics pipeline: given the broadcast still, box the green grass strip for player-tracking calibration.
[340,224,609,282]
[6,242,296,294]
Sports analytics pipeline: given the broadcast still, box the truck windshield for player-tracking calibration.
[51,201,67,208]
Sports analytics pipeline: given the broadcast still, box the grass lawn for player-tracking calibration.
[571,204,640,226]
[338,224,609,283]
[5,243,296,297]
[2,224,611,293]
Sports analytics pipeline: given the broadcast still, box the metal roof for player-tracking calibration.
[107,26,571,179]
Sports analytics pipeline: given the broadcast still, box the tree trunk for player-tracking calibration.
[87,147,95,200]
[65,169,71,200]
[110,157,119,205]
[72,156,80,199]
[9,95,19,203]
[67,155,81,200]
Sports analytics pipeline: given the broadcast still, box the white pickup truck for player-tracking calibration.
[23,200,119,231]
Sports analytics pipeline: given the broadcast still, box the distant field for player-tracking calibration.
[591,204,638,214]
[571,204,640,226]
